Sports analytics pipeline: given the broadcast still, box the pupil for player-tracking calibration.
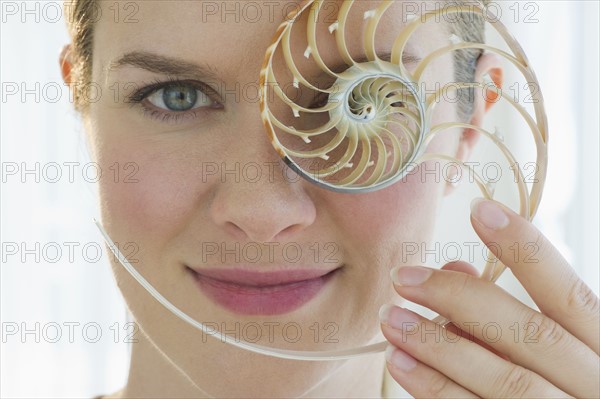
[163,85,197,111]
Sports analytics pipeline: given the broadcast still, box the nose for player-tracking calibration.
[209,130,317,244]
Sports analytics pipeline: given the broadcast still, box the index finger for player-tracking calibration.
[470,198,600,355]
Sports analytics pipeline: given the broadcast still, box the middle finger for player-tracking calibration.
[379,305,568,398]
[390,265,599,398]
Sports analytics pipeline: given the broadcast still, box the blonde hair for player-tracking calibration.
[64,0,489,121]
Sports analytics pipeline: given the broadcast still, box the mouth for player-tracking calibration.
[186,266,341,316]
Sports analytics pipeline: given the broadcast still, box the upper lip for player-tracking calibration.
[187,266,340,287]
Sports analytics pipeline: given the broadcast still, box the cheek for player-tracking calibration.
[326,162,445,250]
[94,134,210,241]
[319,164,446,328]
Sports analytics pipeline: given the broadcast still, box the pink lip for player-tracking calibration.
[187,266,340,316]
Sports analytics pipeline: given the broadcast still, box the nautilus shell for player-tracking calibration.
[260,0,548,287]
[260,1,430,192]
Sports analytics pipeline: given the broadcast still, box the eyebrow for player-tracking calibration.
[108,51,221,81]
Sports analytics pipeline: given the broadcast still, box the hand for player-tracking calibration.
[379,198,600,398]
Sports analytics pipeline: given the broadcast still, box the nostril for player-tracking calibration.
[276,223,305,241]
[222,221,249,242]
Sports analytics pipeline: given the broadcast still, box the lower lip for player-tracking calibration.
[188,268,339,316]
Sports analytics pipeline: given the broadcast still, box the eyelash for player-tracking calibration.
[126,77,223,123]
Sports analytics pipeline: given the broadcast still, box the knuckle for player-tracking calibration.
[426,372,452,397]
[520,310,567,350]
[494,366,535,398]
[566,278,600,315]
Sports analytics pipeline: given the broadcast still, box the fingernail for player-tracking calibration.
[390,265,432,286]
[470,198,510,230]
[385,345,417,372]
[379,304,420,330]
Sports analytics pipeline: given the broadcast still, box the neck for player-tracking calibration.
[111,333,386,398]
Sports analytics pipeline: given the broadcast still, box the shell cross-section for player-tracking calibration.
[259,0,428,193]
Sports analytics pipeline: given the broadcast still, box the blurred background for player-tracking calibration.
[1,1,598,398]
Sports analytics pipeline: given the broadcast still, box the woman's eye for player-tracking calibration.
[126,80,224,123]
[146,84,213,112]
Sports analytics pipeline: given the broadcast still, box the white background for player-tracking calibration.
[1,1,598,398]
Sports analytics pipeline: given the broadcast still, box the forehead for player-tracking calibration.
[92,0,450,82]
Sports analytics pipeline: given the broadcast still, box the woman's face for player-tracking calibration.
[84,0,466,396]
